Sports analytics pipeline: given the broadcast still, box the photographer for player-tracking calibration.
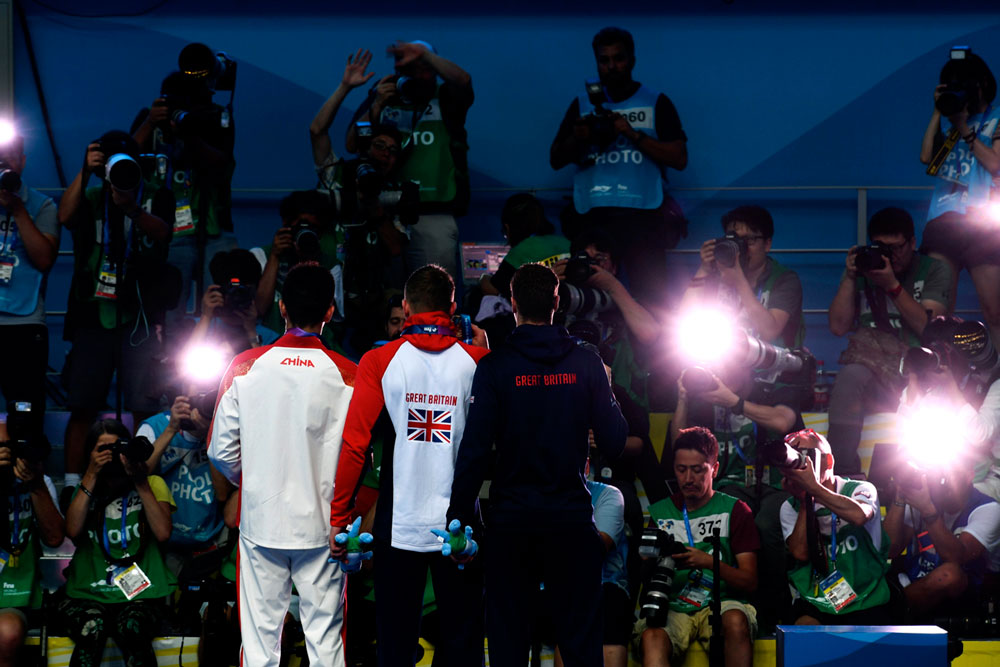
[779,430,892,625]
[192,248,275,354]
[681,205,803,350]
[331,265,488,667]
[346,41,472,284]
[132,48,238,323]
[885,453,1000,618]
[637,427,758,667]
[827,208,951,475]
[670,362,802,632]
[251,191,346,351]
[550,27,687,306]
[0,129,59,438]
[0,414,63,667]
[446,263,626,667]
[57,130,173,495]
[919,47,1000,344]
[60,419,176,667]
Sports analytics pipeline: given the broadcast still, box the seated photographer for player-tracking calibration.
[0,413,63,667]
[251,190,346,351]
[61,419,176,667]
[670,360,803,631]
[779,430,892,625]
[637,427,758,667]
[827,207,951,475]
[57,130,173,496]
[681,205,803,350]
[885,452,1000,619]
[132,58,238,324]
[549,27,687,307]
[346,40,473,284]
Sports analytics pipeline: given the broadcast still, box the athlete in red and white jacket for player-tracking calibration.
[209,264,355,667]
[330,265,488,667]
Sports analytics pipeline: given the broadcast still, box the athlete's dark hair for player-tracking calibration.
[404,264,455,314]
[511,263,559,323]
[282,262,335,327]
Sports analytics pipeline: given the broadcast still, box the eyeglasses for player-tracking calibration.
[881,239,911,254]
[731,234,765,246]
[371,140,400,155]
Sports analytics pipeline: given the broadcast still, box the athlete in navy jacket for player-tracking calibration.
[448,263,627,667]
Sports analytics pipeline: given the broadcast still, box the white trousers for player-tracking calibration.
[238,534,346,667]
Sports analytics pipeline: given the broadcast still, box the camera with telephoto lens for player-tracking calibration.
[0,168,21,194]
[854,244,892,273]
[97,136,144,192]
[289,219,321,260]
[100,435,154,464]
[713,234,748,269]
[638,528,689,629]
[900,344,949,380]
[936,46,979,117]
[565,251,600,286]
[178,42,237,92]
[758,439,812,471]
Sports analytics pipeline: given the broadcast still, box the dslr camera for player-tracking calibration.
[576,79,617,164]
[638,527,689,628]
[853,243,891,273]
[289,218,322,260]
[564,251,600,286]
[936,46,980,117]
[713,234,748,269]
[99,435,154,465]
[1,401,49,470]
[758,438,813,471]
[217,277,255,317]
[0,166,21,194]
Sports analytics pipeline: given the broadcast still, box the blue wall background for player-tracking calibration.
[9,0,1000,378]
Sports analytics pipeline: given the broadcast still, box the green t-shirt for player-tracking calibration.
[646,492,757,614]
[782,478,890,615]
[502,235,570,271]
[0,478,58,609]
[147,162,234,239]
[63,476,178,603]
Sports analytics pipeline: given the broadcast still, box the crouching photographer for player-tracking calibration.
[60,419,176,667]
[0,402,63,666]
[778,429,892,625]
[637,427,758,667]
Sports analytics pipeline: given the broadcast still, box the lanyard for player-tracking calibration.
[102,184,143,267]
[1,213,14,255]
[400,324,453,337]
[725,412,755,464]
[102,495,130,556]
[681,503,696,547]
[287,327,321,338]
[9,487,20,554]
[829,511,838,567]
[970,104,994,140]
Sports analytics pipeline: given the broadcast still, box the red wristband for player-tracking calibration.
[887,283,904,299]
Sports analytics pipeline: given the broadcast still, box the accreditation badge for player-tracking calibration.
[819,569,857,612]
[95,259,118,300]
[111,562,151,600]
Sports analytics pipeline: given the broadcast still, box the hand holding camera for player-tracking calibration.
[168,395,194,433]
[201,284,226,319]
[83,142,106,177]
[342,48,375,89]
[896,469,936,516]
[269,227,295,260]
[147,98,171,127]
[372,74,398,109]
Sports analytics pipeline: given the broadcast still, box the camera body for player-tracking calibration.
[713,234,748,269]
[854,244,891,273]
[577,79,617,159]
[100,435,154,464]
[936,47,977,117]
[289,219,322,260]
[218,277,255,317]
[2,401,49,470]
[565,251,600,286]
[900,345,946,380]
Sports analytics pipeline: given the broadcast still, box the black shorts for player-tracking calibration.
[789,597,891,626]
[603,582,634,646]
[921,211,1000,270]
[61,325,163,413]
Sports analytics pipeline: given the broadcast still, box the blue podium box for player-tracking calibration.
[777,625,948,666]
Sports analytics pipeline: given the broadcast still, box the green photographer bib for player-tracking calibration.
[856,255,933,347]
[647,492,744,614]
[379,92,459,205]
[711,408,783,491]
[63,477,176,603]
[786,481,890,615]
[147,164,231,239]
[0,486,44,609]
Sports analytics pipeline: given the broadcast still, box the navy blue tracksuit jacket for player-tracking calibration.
[447,323,627,667]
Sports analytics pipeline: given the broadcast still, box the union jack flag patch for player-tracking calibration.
[407,408,453,444]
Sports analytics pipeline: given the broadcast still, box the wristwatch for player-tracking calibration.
[731,397,745,416]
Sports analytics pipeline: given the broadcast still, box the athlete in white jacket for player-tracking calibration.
[209,264,356,667]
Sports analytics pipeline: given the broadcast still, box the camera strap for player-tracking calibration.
[829,511,838,568]
[102,186,140,268]
[681,503,696,547]
[863,283,897,337]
